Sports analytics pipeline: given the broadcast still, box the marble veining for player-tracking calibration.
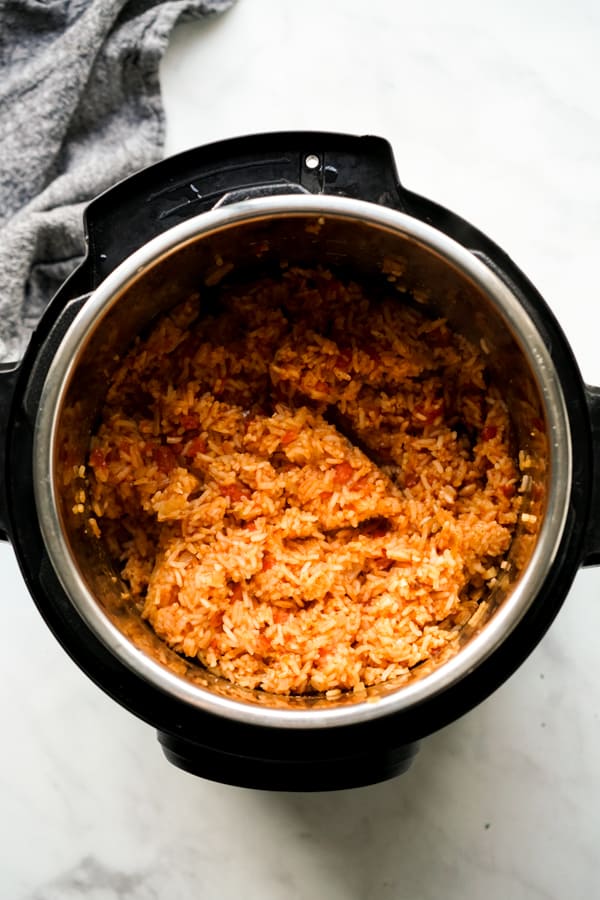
[28,857,149,900]
[3,1,600,898]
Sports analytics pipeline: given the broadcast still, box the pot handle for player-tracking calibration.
[582,385,600,566]
[83,132,409,285]
[0,363,19,541]
[0,293,92,542]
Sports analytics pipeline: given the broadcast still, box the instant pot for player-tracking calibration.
[1,131,599,791]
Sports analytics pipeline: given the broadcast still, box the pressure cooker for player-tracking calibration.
[1,131,598,790]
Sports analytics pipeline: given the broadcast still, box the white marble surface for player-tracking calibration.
[2,1,600,897]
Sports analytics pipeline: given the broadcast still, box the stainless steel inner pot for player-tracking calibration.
[33,194,571,729]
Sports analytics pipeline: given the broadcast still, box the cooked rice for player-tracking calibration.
[87,267,520,695]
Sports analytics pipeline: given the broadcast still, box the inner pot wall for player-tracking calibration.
[37,202,567,725]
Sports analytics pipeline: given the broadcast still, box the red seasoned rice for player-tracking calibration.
[87,268,520,695]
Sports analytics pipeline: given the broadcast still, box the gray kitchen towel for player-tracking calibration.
[0,0,235,363]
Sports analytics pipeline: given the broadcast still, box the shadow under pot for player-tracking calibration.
[1,132,598,791]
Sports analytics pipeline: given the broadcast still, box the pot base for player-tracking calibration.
[157,731,420,791]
